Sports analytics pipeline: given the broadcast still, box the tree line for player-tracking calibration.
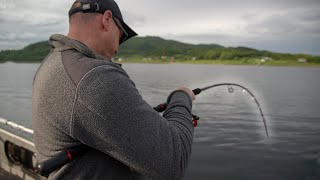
[1,36,319,63]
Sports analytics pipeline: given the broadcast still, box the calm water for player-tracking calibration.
[1,62,320,180]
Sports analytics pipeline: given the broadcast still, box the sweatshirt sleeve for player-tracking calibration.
[70,65,194,180]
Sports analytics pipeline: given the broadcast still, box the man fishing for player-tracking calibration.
[32,0,195,179]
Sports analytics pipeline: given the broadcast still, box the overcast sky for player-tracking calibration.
[1,0,320,55]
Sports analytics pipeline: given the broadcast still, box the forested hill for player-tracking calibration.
[0,36,319,63]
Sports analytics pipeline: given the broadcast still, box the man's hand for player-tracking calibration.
[176,87,196,101]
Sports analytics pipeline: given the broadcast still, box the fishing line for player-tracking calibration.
[154,83,269,137]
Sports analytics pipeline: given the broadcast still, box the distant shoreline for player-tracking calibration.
[1,59,319,67]
[1,36,320,66]
[114,59,320,67]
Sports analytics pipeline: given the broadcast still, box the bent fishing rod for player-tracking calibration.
[153,83,269,137]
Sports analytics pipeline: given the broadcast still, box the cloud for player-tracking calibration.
[0,31,36,41]
[170,32,320,55]
[0,11,65,27]
[244,8,320,37]
[122,11,147,27]
[0,0,70,50]
[168,33,240,46]
[0,41,26,50]
[164,3,320,54]
[0,0,319,54]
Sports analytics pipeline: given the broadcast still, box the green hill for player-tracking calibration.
[0,41,51,62]
[1,36,319,65]
[118,36,223,57]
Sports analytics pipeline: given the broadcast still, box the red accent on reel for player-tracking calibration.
[65,149,72,161]
[193,120,198,127]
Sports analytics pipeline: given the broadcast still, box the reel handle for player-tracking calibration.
[153,88,201,112]
[153,88,201,127]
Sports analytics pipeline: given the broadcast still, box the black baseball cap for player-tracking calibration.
[69,0,138,44]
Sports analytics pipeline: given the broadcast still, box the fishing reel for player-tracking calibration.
[192,114,199,127]
[153,88,203,127]
[153,101,200,127]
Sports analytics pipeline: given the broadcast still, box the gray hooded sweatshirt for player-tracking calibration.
[32,34,194,180]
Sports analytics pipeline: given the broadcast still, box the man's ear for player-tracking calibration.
[102,10,113,31]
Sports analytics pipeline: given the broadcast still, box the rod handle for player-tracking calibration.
[36,150,70,177]
[36,147,88,177]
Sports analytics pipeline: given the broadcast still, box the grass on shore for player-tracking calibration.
[1,58,319,67]
[116,58,320,67]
